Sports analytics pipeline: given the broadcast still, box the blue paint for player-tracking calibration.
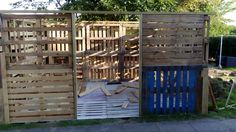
[156,67,161,113]
[163,67,168,114]
[147,71,155,113]
[169,67,175,113]
[188,66,195,112]
[175,67,181,112]
[182,66,188,112]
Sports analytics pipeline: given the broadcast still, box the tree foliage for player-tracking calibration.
[10,0,236,36]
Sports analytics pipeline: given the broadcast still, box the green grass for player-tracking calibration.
[222,66,236,71]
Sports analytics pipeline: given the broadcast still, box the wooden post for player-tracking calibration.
[0,53,10,123]
[71,13,78,119]
[118,24,124,81]
[139,14,143,116]
[201,68,209,114]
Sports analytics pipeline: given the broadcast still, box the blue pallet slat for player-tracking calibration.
[188,66,196,112]
[169,67,175,113]
[147,71,155,113]
[182,66,188,112]
[175,66,181,112]
[163,67,168,114]
[156,67,161,113]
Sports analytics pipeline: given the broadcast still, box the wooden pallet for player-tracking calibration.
[77,82,139,119]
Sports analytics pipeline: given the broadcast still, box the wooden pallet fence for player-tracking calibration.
[140,14,210,115]
[142,66,202,114]
[0,13,76,123]
[75,21,139,82]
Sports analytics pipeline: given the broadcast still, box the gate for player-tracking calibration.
[0,13,76,123]
[140,14,210,114]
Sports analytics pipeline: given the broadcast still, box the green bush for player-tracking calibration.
[209,36,236,58]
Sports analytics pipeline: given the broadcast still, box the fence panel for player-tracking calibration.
[140,14,210,114]
[0,13,75,123]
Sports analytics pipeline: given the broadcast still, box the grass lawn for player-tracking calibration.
[223,66,236,71]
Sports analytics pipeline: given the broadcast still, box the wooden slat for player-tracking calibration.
[143,58,203,66]
[10,110,74,117]
[0,53,10,123]
[3,40,71,45]
[8,80,72,87]
[8,87,73,94]
[142,14,205,23]
[175,67,181,112]
[1,27,71,32]
[7,69,71,74]
[147,71,154,113]
[156,67,161,113]
[10,115,74,123]
[1,14,71,19]
[182,66,188,112]
[142,22,204,29]
[8,92,74,99]
[6,52,72,57]
[142,37,203,45]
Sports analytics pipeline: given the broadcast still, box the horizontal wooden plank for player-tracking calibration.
[10,110,74,117]
[6,52,72,57]
[10,115,74,123]
[9,104,74,111]
[1,14,71,19]
[142,46,203,53]
[7,75,72,81]
[3,40,71,45]
[142,58,203,66]
[8,92,74,99]
[142,14,205,23]
[142,22,204,29]
[142,29,204,36]
[1,27,71,32]
[8,80,73,87]
[142,37,204,45]
[8,98,74,105]
[8,87,73,94]
[7,69,72,74]
[142,52,203,59]
[8,64,72,70]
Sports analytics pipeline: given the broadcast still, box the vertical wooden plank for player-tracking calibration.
[156,67,161,113]
[182,66,188,113]
[147,71,154,113]
[169,66,174,113]
[141,68,147,114]
[188,66,195,112]
[0,53,9,123]
[163,66,168,114]
[139,14,143,115]
[201,68,208,114]
[118,24,124,81]
[175,66,181,112]
[71,13,77,119]
[36,19,43,64]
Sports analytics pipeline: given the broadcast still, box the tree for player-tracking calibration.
[10,0,236,36]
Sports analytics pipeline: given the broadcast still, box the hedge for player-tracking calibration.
[209,36,236,58]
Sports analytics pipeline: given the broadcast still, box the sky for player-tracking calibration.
[0,0,236,25]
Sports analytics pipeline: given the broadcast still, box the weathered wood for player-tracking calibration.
[0,53,9,123]
[115,86,128,94]
[201,68,209,114]
[122,101,129,109]
[100,87,112,96]
[78,87,100,97]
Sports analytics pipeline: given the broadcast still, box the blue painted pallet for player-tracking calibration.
[142,65,202,114]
